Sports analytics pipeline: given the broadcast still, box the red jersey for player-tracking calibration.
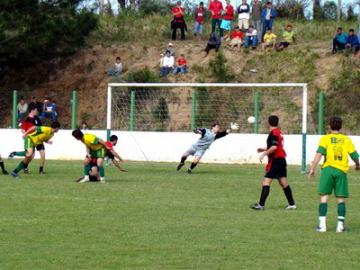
[265,128,286,171]
[209,1,223,19]
[172,6,184,18]
[195,7,205,24]
[105,141,114,150]
[21,115,42,132]
[230,31,243,39]
[177,57,187,66]
[223,4,234,20]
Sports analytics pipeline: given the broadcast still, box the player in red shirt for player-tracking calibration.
[173,54,187,75]
[208,0,224,34]
[251,115,296,210]
[9,105,47,174]
[171,1,186,40]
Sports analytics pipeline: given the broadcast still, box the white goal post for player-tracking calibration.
[107,82,308,172]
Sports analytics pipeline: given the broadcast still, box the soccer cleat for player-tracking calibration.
[23,168,29,174]
[11,171,19,178]
[336,224,346,233]
[39,171,46,175]
[78,176,89,183]
[285,205,297,210]
[176,162,185,171]
[100,177,106,183]
[8,152,16,159]
[316,226,327,232]
[250,203,264,210]
[2,170,9,175]
[187,168,192,174]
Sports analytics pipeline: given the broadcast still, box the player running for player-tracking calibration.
[9,105,47,174]
[11,122,61,178]
[309,117,359,233]
[72,129,110,183]
[177,123,236,174]
[251,115,296,210]
[0,154,9,175]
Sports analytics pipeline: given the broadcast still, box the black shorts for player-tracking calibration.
[106,151,114,160]
[36,143,45,151]
[89,175,99,182]
[279,42,290,48]
[265,158,287,179]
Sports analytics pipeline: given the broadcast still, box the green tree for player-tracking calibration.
[323,1,337,20]
[152,97,169,130]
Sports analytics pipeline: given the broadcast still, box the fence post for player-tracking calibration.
[129,90,136,131]
[318,91,325,135]
[71,90,78,130]
[254,91,260,133]
[191,91,196,130]
[12,90,18,128]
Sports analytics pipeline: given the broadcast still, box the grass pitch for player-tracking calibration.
[1,160,360,269]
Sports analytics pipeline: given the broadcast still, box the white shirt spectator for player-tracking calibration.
[163,55,175,67]
[17,102,28,114]
[246,29,257,37]
[115,62,122,72]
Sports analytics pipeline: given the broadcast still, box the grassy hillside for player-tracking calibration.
[0,15,359,134]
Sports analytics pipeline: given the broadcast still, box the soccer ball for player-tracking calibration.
[247,116,256,124]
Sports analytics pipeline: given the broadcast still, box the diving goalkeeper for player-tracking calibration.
[177,123,237,173]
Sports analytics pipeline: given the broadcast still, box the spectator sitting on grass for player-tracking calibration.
[107,57,122,76]
[41,97,58,122]
[244,25,258,49]
[165,43,176,57]
[160,51,175,77]
[332,27,348,54]
[17,97,28,120]
[276,24,295,51]
[227,26,243,50]
[173,54,188,75]
[204,32,221,56]
[262,27,277,50]
[345,29,360,53]
[194,2,205,39]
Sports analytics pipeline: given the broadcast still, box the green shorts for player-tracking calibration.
[90,148,106,158]
[318,166,349,197]
[24,137,35,150]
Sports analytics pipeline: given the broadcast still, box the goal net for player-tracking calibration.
[107,83,308,171]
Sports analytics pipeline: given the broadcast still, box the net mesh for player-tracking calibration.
[111,86,310,134]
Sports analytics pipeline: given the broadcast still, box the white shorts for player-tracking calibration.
[238,18,249,30]
[187,146,206,157]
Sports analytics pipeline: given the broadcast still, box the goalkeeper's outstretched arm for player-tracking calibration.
[215,129,231,140]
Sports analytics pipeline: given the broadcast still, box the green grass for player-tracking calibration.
[1,160,360,269]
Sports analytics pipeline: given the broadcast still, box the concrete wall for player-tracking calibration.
[1,129,360,165]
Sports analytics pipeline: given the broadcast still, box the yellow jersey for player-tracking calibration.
[317,133,359,173]
[28,126,54,145]
[82,134,104,151]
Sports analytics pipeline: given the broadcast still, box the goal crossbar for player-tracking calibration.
[107,82,308,172]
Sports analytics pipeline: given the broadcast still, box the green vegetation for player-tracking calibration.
[2,160,360,269]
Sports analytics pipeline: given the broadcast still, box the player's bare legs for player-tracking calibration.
[279,177,296,209]
[188,156,201,174]
[39,150,45,174]
[177,152,190,171]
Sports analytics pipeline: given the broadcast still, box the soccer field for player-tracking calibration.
[1,160,360,269]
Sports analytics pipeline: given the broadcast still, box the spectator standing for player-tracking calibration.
[173,54,188,75]
[244,25,258,49]
[345,29,360,53]
[251,0,262,41]
[261,2,276,41]
[237,0,250,31]
[276,24,295,51]
[160,51,175,76]
[205,32,221,56]
[17,97,28,120]
[228,26,244,50]
[262,27,277,50]
[208,0,224,34]
[332,27,348,54]
[41,97,58,122]
[107,56,122,76]
[220,0,235,38]
[171,1,186,40]
[194,2,205,38]
[29,96,43,114]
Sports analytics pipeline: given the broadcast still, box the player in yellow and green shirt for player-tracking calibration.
[309,117,359,233]
[11,122,61,178]
[72,129,110,183]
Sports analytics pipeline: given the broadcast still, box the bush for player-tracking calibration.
[275,0,309,19]
[208,51,234,83]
